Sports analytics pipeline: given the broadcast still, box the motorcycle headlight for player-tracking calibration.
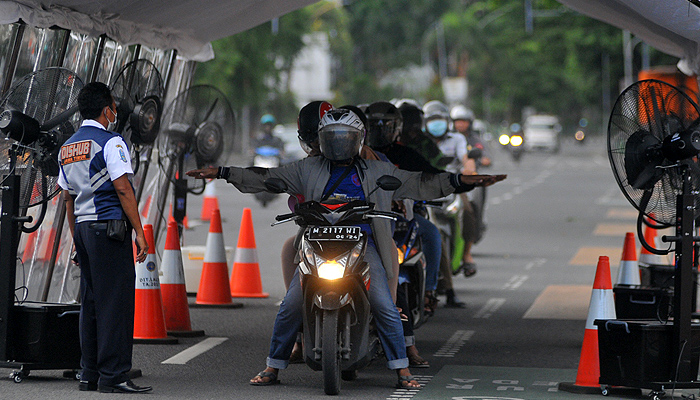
[510,135,523,146]
[317,261,345,280]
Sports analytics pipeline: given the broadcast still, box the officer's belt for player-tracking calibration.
[87,222,108,229]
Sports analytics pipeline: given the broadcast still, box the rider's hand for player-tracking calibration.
[460,174,507,187]
[187,167,218,180]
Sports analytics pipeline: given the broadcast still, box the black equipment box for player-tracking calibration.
[595,319,700,385]
[639,264,698,312]
[6,302,81,366]
[613,285,673,320]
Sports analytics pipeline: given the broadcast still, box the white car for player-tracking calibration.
[523,115,562,152]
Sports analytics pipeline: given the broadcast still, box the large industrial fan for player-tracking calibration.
[110,59,163,173]
[606,79,700,396]
[0,67,84,230]
[154,85,235,233]
[0,67,84,380]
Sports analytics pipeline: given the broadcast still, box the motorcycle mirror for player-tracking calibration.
[376,175,402,191]
[264,177,288,193]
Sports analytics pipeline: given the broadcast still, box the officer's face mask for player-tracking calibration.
[105,106,118,132]
[426,119,448,137]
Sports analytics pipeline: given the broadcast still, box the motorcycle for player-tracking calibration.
[252,145,282,207]
[425,195,466,276]
[393,213,427,329]
[498,124,524,162]
[266,175,402,395]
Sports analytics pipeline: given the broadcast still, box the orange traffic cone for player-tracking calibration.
[616,232,640,286]
[133,224,178,344]
[194,208,241,308]
[559,256,616,393]
[161,221,205,337]
[140,194,152,220]
[639,216,665,266]
[21,230,38,264]
[230,208,268,298]
[168,203,189,229]
[200,182,219,221]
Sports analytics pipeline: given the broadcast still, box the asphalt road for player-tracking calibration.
[2,137,694,399]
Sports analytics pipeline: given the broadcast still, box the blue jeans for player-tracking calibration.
[267,245,408,370]
[415,214,440,291]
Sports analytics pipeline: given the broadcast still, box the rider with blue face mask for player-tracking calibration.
[422,100,470,307]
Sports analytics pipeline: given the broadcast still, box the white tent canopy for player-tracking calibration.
[0,0,319,61]
[557,0,700,75]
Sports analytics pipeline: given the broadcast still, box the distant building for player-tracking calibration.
[289,32,333,107]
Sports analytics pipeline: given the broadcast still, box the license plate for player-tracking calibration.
[308,226,361,241]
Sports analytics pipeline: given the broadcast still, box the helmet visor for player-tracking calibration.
[367,118,396,148]
[318,125,363,161]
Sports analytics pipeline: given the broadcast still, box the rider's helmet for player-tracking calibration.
[297,101,333,155]
[338,105,369,132]
[366,101,403,149]
[422,100,450,138]
[450,105,474,122]
[260,114,276,125]
[397,102,423,138]
[318,108,365,162]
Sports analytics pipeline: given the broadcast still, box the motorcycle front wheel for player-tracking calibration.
[322,309,341,395]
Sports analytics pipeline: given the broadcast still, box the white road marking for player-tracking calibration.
[161,337,228,364]
[503,275,528,290]
[474,298,506,319]
[525,258,546,270]
[434,330,474,358]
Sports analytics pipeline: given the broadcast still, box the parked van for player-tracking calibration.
[523,114,561,152]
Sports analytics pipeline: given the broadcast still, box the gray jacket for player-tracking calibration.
[225,156,457,280]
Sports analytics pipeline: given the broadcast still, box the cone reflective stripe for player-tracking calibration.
[639,215,665,265]
[200,182,219,221]
[230,208,269,298]
[196,208,233,305]
[560,256,616,393]
[134,225,177,343]
[161,221,193,332]
[616,232,641,286]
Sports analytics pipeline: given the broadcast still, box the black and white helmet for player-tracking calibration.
[318,108,365,161]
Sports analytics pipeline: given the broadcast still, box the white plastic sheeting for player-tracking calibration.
[0,0,319,61]
[557,0,700,74]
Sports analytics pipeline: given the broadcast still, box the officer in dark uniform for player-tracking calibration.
[58,82,151,393]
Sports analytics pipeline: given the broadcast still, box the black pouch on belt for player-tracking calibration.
[107,219,127,241]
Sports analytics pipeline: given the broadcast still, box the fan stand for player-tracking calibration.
[668,166,698,384]
[0,143,80,383]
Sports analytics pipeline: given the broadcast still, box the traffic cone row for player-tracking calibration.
[559,256,616,393]
[194,208,241,307]
[639,215,665,266]
[616,232,640,286]
[230,208,268,298]
[200,182,219,221]
[161,221,204,337]
[133,225,178,344]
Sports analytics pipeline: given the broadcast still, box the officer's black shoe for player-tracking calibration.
[445,289,466,308]
[78,380,98,391]
[98,380,152,393]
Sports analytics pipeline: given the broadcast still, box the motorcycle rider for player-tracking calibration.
[423,100,471,307]
[396,101,449,169]
[187,108,505,389]
[451,105,491,277]
[253,113,285,152]
[366,101,445,368]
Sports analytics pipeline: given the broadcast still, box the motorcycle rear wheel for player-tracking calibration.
[322,309,341,395]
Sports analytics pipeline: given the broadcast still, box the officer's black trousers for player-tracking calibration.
[74,221,135,386]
